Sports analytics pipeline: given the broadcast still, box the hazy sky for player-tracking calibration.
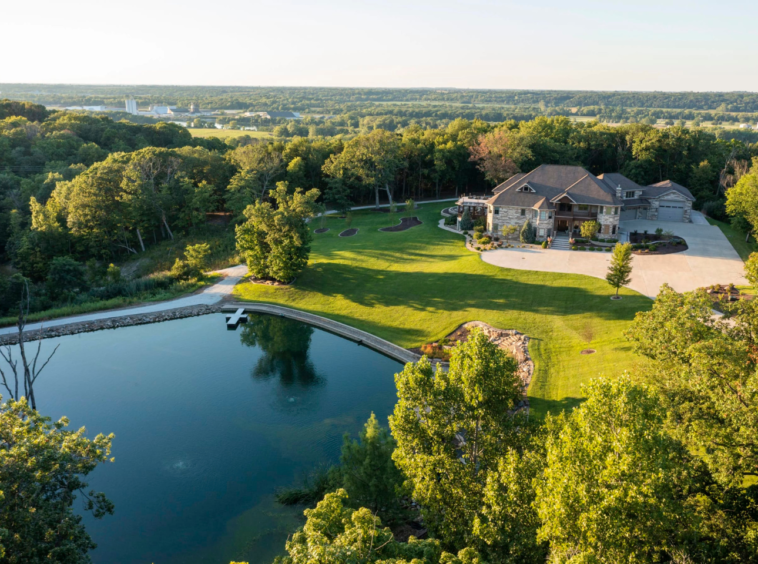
[3,0,757,91]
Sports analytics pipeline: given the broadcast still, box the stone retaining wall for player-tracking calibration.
[0,304,222,346]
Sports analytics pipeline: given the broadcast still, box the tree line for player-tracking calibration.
[6,84,758,113]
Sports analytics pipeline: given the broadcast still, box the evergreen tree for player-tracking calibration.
[519,220,535,243]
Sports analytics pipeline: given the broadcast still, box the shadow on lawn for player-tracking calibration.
[529,396,585,420]
[299,262,648,322]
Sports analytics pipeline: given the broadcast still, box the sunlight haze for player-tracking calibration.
[3,0,757,90]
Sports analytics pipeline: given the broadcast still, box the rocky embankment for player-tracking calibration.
[0,304,222,346]
[449,321,534,410]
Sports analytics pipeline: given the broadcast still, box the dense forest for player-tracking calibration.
[0,98,755,319]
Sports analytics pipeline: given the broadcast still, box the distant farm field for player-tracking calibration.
[187,129,273,139]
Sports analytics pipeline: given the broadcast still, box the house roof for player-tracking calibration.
[487,165,621,209]
[646,180,695,201]
[597,173,644,193]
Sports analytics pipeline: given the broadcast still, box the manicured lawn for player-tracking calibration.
[233,203,652,418]
[707,217,757,261]
[187,128,272,139]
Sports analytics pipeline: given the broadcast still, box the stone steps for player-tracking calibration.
[550,237,572,250]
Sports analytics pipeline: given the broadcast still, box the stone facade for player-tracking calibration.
[487,205,554,240]
[597,206,621,237]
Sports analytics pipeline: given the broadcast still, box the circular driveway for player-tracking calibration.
[481,220,748,298]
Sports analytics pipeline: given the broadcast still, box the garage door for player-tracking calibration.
[620,209,637,221]
[658,201,685,222]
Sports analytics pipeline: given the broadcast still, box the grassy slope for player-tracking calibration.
[234,203,651,417]
[187,129,272,139]
[707,217,757,261]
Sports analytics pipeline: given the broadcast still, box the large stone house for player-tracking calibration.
[458,165,695,241]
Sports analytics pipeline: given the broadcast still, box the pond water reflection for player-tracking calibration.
[29,313,401,564]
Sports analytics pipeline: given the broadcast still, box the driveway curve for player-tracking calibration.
[480,220,748,298]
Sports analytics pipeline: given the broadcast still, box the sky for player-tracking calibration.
[2,0,757,92]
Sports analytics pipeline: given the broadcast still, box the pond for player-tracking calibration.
[28,313,402,564]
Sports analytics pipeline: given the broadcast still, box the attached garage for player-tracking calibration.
[620,209,638,221]
[658,200,685,222]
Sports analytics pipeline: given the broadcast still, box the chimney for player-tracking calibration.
[616,184,622,200]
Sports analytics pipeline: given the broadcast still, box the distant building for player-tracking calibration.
[739,123,751,129]
[190,102,199,114]
[148,105,174,115]
[246,111,301,119]
[125,99,138,115]
[168,107,190,116]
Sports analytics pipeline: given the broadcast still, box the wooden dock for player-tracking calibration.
[225,308,248,329]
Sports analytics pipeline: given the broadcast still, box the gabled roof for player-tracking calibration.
[646,180,695,201]
[487,165,621,208]
[597,173,644,193]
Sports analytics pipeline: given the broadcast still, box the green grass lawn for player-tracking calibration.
[233,203,652,417]
[707,217,757,261]
[187,128,272,139]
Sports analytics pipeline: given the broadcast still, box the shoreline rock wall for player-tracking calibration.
[0,304,222,346]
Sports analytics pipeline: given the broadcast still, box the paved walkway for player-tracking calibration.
[0,264,248,336]
[480,220,748,298]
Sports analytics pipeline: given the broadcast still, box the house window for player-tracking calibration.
[624,191,636,199]
[539,211,547,220]
[612,224,617,235]
[548,211,553,219]
[578,204,589,211]
[520,209,526,216]
[538,228,545,237]
[494,207,499,215]
[614,207,619,214]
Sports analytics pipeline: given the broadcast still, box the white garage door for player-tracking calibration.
[658,201,685,222]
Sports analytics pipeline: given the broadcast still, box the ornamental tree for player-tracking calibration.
[606,242,633,296]
[580,220,599,239]
[235,182,321,283]
[0,398,114,563]
[501,224,518,244]
[390,330,542,559]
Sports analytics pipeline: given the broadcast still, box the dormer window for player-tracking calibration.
[517,184,535,193]
[624,191,636,199]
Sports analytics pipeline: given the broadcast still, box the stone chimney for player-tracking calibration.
[616,184,622,200]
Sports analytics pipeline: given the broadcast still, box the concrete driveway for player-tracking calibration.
[481,220,748,298]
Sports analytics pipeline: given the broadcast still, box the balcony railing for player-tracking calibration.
[554,210,598,219]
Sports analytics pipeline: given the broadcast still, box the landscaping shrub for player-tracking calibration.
[605,247,612,252]
[474,217,486,229]
[479,236,491,245]
[571,245,577,250]
[459,209,474,231]
[520,220,535,243]
[541,241,548,248]
[444,215,456,226]
[701,199,728,221]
